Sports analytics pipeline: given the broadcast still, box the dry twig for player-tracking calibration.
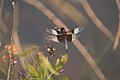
[113,0,120,50]
[78,0,113,42]
[0,0,4,46]
[12,0,27,73]
[0,0,9,40]
[48,0,86,25]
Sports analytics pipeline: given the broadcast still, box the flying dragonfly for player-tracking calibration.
[46,27,85,50]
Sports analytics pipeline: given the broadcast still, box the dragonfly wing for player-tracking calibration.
[72,33,81,41]
[46,29,58,35]
[47,35,59,43]
[73,27,85,34]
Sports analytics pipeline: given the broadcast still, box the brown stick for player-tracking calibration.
[0,0,4,46]
[113,0,120,50]
[78,0,113,42]
[22,0,107,80]
[12,0,27,73]
[48,0,86,25]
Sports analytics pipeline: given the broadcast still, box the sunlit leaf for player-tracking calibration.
[55,54,68,71]
[46,58,59,75]
[24,61,39,77]
[37,60,49,79]
[55,58,60,66]
[38,63,45,79]
[61,54,68,64]
[38,53,59,75]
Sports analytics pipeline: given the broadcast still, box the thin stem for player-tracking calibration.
[0,0,4,46]
[12,0,28,73]
[47,73,53,80]
[0,0,9,35]
[7,58,12,80]
[30,52,36,62]
[48,0,86,25]
[113,0,120,50]
[78,0,120,50]
[6,0,15,80]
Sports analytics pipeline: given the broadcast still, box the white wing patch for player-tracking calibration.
[48,36,59,43]
[72,33,81,41]
[46,29,58,35]
[74,27,85,34]
[72,34,76,41]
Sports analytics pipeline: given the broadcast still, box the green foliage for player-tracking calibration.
[24,53,68,80]
[0,46,69,80]
[25,61,39,78]
[38,53,59,75]
[21,46,69,80]
[55,54,68,72]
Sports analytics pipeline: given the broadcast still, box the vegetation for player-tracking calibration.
[0,44,68,80]
[0,0,120,80]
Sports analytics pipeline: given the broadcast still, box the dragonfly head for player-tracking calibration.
[60,27,65,32]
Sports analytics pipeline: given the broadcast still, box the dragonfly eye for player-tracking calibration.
[61,28,65,31]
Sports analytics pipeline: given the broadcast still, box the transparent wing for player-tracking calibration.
[46,29,58,35]
[72,33,81,41]
[45,35,59,43]
[72,27,85,34]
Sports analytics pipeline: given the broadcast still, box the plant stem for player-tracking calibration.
[113,0,120,50]
[0,0,4,46]
[47,73,53,80]
[7,58,12,80]
[6,0,15,80]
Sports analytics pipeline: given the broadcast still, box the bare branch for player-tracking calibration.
[78,0,114,42]
[0,0,4,46]
[48,0,86,25]
[0,0,9,34]
[12,0,27,73]
[113,0,120,50]
[1,20,9,34]
[7,57,12,80]
[22,0,107,80]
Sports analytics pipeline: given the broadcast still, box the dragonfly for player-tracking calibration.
[46,27,85,50]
